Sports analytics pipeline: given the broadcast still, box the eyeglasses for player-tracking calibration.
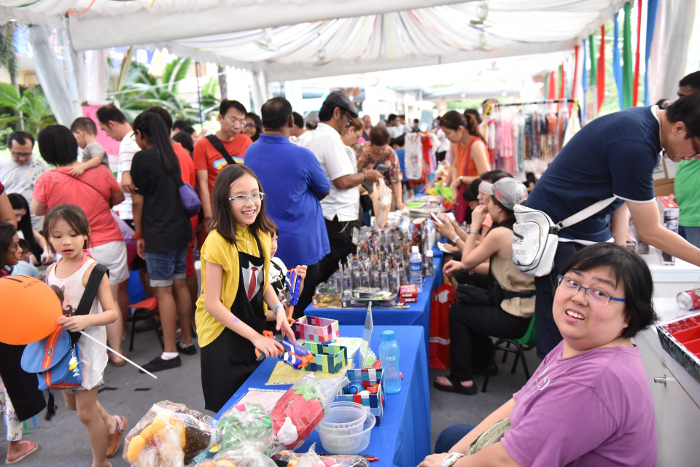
[243,123,256,129]
[223,116,247,126]
[228,192,265,204]
[11,152,32,159]
[557,275,626,306]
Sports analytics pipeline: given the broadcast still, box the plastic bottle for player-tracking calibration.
[410,246,423,292]
[379,330,401,393]
[424,250,434,277]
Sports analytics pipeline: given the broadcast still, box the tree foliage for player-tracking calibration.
[0,82,56,134]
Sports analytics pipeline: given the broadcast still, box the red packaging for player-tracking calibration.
[400,284,418,303]
[677,289,700,311]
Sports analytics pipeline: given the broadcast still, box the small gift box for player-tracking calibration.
[336,369,385,425]
[657,312,700,384]
[302,343,347,374]
[292,316,339,343]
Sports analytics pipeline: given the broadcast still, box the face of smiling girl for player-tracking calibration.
[229,174,262,227]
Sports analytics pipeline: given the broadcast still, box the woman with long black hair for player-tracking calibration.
[130,111,194,373]
[7,193,52,264]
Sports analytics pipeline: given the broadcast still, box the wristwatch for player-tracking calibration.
[466,226,479,235]
[442,452,465,467]
[451,234,460,244]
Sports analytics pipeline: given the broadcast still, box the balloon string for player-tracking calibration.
[79,331,157,379]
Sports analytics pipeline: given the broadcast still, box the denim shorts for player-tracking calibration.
[145,246,188,287]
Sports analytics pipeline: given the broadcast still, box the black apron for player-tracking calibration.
[201,233,267,413]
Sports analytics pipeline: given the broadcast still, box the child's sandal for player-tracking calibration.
[106,416,127,458]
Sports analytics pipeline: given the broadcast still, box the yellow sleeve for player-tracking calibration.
[258,230,272,314]
[195,231,239,347]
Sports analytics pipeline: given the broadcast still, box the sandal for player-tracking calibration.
[109,355,126,367]
[433,374,478,395]
[6,441,38,464]
[106,416,127,458]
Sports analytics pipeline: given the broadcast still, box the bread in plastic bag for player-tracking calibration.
[123,400,215,466]
[270,374,350,450]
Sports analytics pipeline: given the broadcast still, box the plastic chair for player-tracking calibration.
[128,297,164,352]
[481,315,536,393]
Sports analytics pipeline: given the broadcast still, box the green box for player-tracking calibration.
[302,343,347,373]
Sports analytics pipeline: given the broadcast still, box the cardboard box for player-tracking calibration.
[337,369,386,425]
[292,316,339,343]
[302,343,347,373]
[657,196,679,265]
[399,284,418,303]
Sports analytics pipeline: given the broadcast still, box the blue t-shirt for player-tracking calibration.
[245,134,331,267]
[395,148,408,182]
[527,107,662,243]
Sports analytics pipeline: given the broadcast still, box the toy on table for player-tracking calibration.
[270,374,349,450]
[255,330,314,370]
[123,400,214,466]
[286,268,303,319]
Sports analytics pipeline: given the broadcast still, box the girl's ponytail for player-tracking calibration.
[464,112,485,141]
[132,112,181,176]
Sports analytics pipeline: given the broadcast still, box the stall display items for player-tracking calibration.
[316,402,376,454]
[678,289,700,311]
[272,444,371,467]
[257,330,314,370]
[336,369,385,425]
[123,401,215,466]
[657,313,700,384]
[271,373,350,449]
[286,269,303,319]
[196,452,276,467]
[657,195,679,265]
[293,316,340,343]
[302,343,348,373]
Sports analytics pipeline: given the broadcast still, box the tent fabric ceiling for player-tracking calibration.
[1,0,626,81]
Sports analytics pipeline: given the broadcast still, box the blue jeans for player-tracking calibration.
[144,246,188,287]
[679,226,700,249]
[435,424,475,453]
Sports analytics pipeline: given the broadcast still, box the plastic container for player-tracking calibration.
[318,401,367,436]
[316,404,376,454]
[379,330,401,393]
[424,250,434,277]
[410,246,423,292]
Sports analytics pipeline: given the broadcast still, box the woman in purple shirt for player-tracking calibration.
[422,243,658,467]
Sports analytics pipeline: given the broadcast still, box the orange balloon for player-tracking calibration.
[0,275,62,345]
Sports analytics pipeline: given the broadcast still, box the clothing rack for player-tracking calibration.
[493,99,577,108]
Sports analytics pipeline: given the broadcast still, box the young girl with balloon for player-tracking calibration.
[195,164,296,413]
[0,221,43,464]
[43,205,127,465]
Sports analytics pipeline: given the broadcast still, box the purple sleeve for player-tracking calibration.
[501,383,617,466]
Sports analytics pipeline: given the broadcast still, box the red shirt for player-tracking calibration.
[33,166,123,247]
[193,133,252,196]
[174,142,195,187]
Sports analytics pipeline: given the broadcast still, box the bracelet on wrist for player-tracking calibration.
[363,172,367,182]
[273,303,284,316]
[451,234,460,243]
[132,233,144,239]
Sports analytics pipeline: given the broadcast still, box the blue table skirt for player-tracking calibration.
[306,250,443,355]
[216,325,431,467]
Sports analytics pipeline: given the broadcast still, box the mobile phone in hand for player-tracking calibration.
[430,213,443,224]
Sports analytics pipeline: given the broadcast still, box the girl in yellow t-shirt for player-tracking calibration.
[195,164,295,412]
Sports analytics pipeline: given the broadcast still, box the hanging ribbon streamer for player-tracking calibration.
[644,0,660,105]
[558,62,566,112]
[622,2,634,108]
[613,13,623,109]
[589,34,597,87]
[543,71,549,100]
[548,70,557,101]
[572,44,580,114]
[633,0,643,106]
[597,25,605,113]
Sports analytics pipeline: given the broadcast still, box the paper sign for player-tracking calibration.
[360,302,374,368]
[81,104,121,157]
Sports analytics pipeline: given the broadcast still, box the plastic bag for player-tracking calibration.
[271,444,369,467]
[216,402,273,455]
[196,451,277,467]
[270,374,350,449]
[123,400,215,466]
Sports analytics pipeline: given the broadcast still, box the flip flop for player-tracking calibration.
[106,416,127,458]
[6,441,38,464]
[433,374,478,395]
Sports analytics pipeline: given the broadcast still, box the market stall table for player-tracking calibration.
[215,325,431,467]
[640,246,700,299]
[306,250,443,355]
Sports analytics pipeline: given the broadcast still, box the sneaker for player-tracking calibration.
[177,342,197,355]
[140,356,181,373]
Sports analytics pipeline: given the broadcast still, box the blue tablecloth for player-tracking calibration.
[306,249,443,355]
[215,325,431,467]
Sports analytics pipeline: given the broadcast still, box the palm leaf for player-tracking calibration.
[0,81,21,108]
[162,57,191,94]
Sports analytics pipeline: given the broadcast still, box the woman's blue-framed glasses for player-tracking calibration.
[557,275,626,306]
[228,192,265,205]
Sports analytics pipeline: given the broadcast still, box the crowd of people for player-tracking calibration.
[0,70,700,466]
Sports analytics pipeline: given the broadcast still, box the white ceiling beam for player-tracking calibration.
[69,0,473,51]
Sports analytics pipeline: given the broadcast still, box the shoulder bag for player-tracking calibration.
[170,173,202,218]
[206,134,236,166]
[21,264,108,390]
[512,197,616,277]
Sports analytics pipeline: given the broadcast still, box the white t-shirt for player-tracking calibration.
[0,156,49,231]
[114,131,140,220]
[295,130,315,148]
[306,123,359,222]
[437,129,450,153]
[387,126,400,139]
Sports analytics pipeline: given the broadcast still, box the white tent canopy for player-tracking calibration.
[2,0,626,81]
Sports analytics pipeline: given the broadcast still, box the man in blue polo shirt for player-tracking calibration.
[528,93,700,358]
[245,97,331,313]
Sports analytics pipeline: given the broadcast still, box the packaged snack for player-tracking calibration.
[123,401,215,466]
[270,374,349,449]
[196,451,277,467]
[271,444,369,467]
[216,402,273,455]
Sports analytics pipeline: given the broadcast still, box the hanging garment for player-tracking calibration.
[404,133,423,181]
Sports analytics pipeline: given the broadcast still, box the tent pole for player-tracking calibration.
[195,61,204,125]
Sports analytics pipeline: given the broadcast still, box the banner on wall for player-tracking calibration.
[81,104,121,172]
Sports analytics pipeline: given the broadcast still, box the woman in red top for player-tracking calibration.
[442,110,490,223]
[32,125,128,364]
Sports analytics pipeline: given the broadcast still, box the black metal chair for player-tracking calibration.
[482,315,536,392]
